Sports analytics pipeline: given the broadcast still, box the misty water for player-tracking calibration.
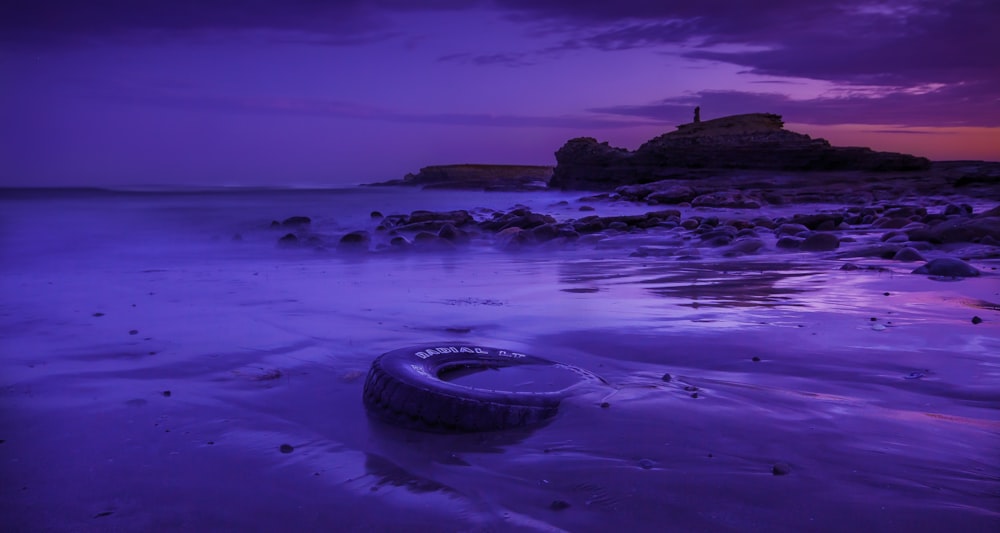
[1,187,997,531]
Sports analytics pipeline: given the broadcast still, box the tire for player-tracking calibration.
[362,343,604,432]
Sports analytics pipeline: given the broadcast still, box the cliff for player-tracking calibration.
[373,164,553,191]
[550,113,932,190]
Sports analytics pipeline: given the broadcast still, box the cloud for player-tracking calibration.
[87,81,654,129]
[0,0,457,45]
[438,51,534,67]
[591,84,1000,128]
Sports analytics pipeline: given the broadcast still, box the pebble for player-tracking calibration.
[972,316,983,324]
[661,373,672,382]
[279,444,294,454]
[638,458,655,469]
[772,462,792,476]
[549,500,571,511]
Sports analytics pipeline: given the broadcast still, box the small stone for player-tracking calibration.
[638,458,655,469]
[972,316,983,324]
[870,317,877,321]
[751,356,761,362]
[92,312,105,317]
[883,292,891,296]
[661,373,672,382]
[129,329,139,335]
[279,444,294,454]
[772,462,792,476]
[549,500,571,511]
[162,390,171,397]
[600,402,610,408]
[872,324,887,331]
[690,392,699,398]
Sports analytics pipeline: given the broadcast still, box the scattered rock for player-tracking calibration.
[279,444,294,454]
[892,247,925,262]
[912,258,981,278]
[281,216,311,227]
[277,233,300,248]
[549,500,571,511]
[772,462,792,476]
[799,233,840,252]
[972,316,983,324]
[338,230,371,251]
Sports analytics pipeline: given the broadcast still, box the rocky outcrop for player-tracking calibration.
[550,113,932,190]
[372,164,552,191]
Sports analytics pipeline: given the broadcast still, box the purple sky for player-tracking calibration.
[2,0,998,187]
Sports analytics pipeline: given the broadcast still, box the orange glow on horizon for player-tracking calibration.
[790,123,1000,162]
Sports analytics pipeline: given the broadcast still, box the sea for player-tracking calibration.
[1,186,997,531]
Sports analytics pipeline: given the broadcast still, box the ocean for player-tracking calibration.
[1,186,997,531]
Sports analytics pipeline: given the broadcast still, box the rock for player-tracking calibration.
[776,223,810,236]
[376,164,553,190]
[370,211,384,219]
[277,233,300,248]
[338,230,370,251]
[776,236,802,249]
[495,227,532,250]
[407,209,474,227]
[912,258,980,278]
[728,238,765,255]
[972,316,984,324]
[437,224,469,244]
[691,190,761,209]
[531,223,560,242]
[799,233,840,251]
[550,113,931,190]
[892,247,925,262]
[772,462,792,476]
[907,216,1000,244]
[281,216,311,227]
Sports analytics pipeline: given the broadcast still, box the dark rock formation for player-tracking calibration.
[551,113,932,190]
[372,164,552,191]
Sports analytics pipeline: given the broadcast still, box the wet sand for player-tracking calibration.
[1,188,997,531]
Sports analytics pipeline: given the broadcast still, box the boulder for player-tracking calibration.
[281,216,311,227]
[338,230,370,251]
[800,233,840,252]
[912,258,980,278]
